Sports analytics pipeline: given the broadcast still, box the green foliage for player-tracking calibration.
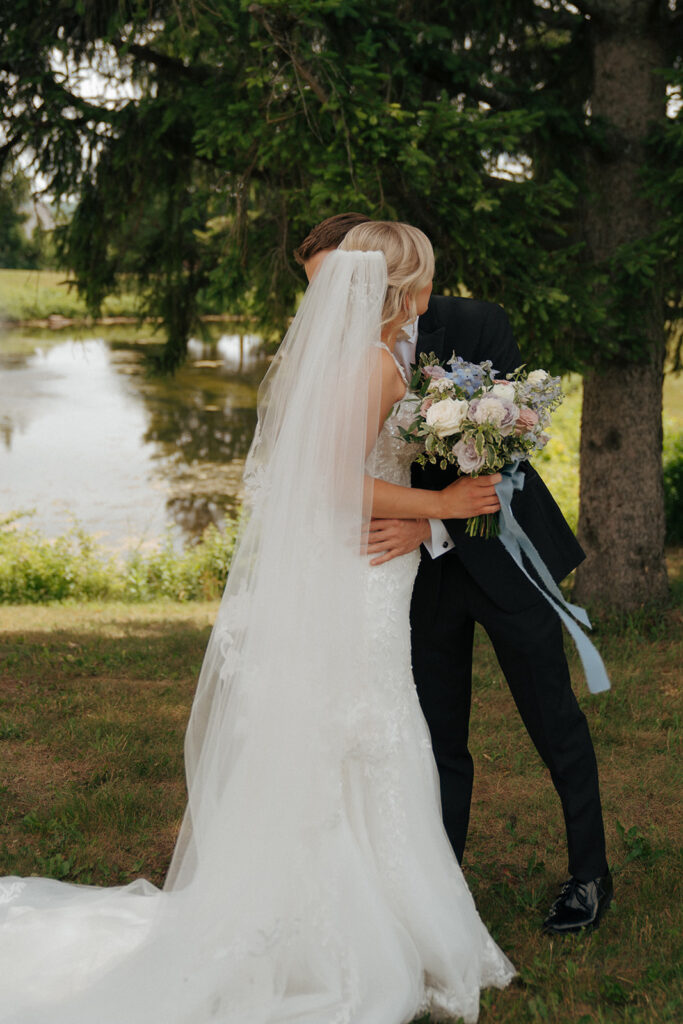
[615,820,666,871]
[533,379,683,542]
[0,513,237,603]
[120,524,238,602]
[1,1,680,369]
[644,66,683,370]
[532,374,582,532]
[0,514,113,603]
[0,165,40,269]
[663,433,683,544]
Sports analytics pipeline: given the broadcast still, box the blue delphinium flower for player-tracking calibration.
[445,356,497,397]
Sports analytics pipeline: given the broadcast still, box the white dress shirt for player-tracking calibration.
[395,322,454,560]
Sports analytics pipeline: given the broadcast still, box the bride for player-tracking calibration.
[0,222,514,1023]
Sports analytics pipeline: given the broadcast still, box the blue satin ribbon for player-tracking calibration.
[495,461,611,694]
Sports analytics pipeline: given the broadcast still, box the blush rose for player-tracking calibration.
[453,437,486,474]
[514,406,539,435]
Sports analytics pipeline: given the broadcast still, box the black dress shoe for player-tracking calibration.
[542,871,613,934]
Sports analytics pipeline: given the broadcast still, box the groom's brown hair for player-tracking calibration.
[294,212,370,265]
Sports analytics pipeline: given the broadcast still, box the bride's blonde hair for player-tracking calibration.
[339,221,434,330]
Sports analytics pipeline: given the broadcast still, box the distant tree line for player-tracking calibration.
[0,165,56,269]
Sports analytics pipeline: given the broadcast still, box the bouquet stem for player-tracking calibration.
[465,513,500,540]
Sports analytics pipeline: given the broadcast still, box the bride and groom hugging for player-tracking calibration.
[296,212,613,935]
[0,217,610,1024]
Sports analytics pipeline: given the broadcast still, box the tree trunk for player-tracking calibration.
[574,8,669,609]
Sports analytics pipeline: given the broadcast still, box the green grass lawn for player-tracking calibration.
[1,551,681,1022]
[0,268,141,321]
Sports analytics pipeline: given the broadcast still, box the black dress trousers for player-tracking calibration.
[410,550,609,882]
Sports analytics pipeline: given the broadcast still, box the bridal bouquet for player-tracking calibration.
[399,352,563,538]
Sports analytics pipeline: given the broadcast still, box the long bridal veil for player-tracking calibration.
[0,251,391,1023]
[167,249,386,893]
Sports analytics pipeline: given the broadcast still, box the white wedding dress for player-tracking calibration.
[0,255,514,1023]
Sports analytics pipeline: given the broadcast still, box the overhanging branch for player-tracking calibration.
[112,40,211,84]
[248,3,330,105]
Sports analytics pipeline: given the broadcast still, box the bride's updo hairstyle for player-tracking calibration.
[339,221,434,331]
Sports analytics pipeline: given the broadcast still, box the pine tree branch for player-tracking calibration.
[417,64,516,111]
[466,80,516,111]
[247,4,330,105]
[44,75,121,125]
[112,40,211,84]
[0,62,121,126]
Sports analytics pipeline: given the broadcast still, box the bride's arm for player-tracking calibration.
[366,350,501,521]
[371,475,501,520]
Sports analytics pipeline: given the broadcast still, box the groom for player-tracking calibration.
[295,214,612,934]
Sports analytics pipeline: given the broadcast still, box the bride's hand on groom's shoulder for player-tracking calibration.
[364,518,431,565]
[439,474,502,521]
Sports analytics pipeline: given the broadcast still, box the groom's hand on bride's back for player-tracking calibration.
[364,518,431,565]
[439,474,502,520]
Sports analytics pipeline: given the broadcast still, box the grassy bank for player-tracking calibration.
[1,554,681,1021]
[0,268,141,321]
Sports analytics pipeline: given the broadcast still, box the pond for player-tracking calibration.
[0,325,270,551]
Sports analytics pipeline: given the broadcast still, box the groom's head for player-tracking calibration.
[294,212,370,281]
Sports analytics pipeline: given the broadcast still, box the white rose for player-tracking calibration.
[526,369,549,386]
[425,398,469,438]
[489,380,515,400]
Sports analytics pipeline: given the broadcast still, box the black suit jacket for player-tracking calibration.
[414,295,584,611]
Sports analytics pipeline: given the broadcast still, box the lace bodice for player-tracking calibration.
[366,346,420,486]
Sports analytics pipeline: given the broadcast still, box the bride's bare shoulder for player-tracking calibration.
[375,345,406,402]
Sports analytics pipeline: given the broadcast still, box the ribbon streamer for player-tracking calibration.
[495,462,611,694]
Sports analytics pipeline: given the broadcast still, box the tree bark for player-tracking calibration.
[574,6,669,609]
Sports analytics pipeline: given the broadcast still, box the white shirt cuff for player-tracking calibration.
[423,518,455,559]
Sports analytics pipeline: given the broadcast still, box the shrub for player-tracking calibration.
[0,513,237,604]
[120,524,237,602]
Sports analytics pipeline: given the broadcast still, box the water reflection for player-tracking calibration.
[0,326,269,548]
